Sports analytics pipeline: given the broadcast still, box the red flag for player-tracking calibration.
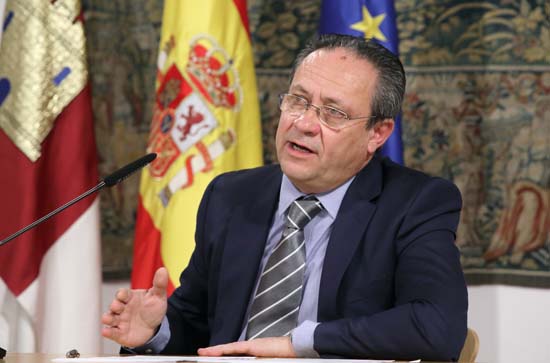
[0,0,101,353]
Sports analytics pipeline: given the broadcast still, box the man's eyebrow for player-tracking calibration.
[321,95,346,108]
[290,85,346,108]
[289,84,309,96]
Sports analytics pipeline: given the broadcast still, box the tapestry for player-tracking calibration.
[397,0,549,286]
[83,0,163,277]
[82,0,550,287]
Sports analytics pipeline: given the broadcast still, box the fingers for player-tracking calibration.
[198,337,295,358]
[101,312,117,326]
[101,325,122,341]
[101,311,123,341]
[115,288,131,303]
[197,341,250,357]
[149,267,169,298]
[104,288,132,318]
[109,297,126,314]
[103,288,132,327]
[197,346,221,356]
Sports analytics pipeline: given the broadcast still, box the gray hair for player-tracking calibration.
[290,33,406,128]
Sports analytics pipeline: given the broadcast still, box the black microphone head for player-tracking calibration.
[103,153,157,187]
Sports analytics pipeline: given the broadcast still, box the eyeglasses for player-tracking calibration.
[278,93,377,130]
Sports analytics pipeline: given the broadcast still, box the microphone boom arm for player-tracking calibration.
[0,153,156,247]
[0,181,105,247]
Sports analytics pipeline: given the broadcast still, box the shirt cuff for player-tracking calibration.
[124,316,171,354]
[291,320,320,358]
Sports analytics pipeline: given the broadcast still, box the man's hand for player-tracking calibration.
[101,267,169,347]
[197,337,296,358]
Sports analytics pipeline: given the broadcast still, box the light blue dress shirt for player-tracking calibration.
[132,174,354,357]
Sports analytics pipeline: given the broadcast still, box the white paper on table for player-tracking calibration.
[260,359,395,363]
[51,356,255,363]
[51,356,397,363]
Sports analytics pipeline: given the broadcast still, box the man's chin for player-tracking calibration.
[281,162,311,179]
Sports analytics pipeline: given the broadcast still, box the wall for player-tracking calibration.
[468,285,550,363]
[101,281,550,362]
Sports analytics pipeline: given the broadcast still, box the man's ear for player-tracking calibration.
[367,119,394,154]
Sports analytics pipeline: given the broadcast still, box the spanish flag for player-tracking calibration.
[132,0,263,293]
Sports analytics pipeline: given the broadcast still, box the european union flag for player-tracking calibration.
[319,0,404,165]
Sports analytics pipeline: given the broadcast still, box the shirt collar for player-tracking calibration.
[278,175,355,220]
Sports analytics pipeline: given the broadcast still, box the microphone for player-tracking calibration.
[103,152,156,187]
[0,153,157,247]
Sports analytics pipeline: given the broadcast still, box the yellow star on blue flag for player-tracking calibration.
[350,6,388,42]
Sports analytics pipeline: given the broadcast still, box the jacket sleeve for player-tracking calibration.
[314,178,468,361]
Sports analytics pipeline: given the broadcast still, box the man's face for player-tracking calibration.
[275,48,392,194]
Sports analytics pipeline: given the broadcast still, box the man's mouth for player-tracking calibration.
[290,141,314,153]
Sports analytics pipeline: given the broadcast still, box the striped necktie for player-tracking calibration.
[246,196,323,340]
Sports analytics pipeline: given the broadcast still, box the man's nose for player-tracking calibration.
[293,107,321,133]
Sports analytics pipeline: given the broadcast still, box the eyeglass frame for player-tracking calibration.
[278,93,380,130]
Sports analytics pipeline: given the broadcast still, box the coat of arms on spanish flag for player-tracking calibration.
[132,0,263,293]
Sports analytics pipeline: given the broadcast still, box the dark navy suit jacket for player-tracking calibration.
[161,155,468,361]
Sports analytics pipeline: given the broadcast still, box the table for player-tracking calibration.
[2,353,459,363]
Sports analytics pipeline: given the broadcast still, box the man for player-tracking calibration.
[102,34,468,361]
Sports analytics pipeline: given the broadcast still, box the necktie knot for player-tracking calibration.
[286,196,323,230]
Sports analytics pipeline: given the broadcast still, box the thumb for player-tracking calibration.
[149,267,169,298]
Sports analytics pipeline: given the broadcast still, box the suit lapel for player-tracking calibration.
[213,167,282,343]
[318,156,383,321]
